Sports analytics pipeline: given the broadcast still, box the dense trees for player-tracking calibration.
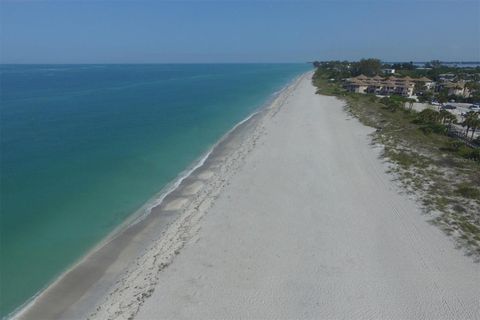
[351,58,382,76]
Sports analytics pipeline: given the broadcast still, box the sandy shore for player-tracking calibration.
[134,73,478,319]
[14,74,303,320]
[17,73,479,319]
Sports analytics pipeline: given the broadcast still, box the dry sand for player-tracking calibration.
[16,73,479,320]
[135,73,479,319]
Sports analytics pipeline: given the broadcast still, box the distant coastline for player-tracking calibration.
[402,61,480,68]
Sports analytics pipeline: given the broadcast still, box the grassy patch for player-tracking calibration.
[455,183,480,199]
[312,69,480,257]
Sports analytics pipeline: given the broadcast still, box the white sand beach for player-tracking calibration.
[102,73,480,319]
[17,73,479,320]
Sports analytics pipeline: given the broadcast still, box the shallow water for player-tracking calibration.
[0,63,310,317]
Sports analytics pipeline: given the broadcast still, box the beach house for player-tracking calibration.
[343,75,419,97]
[416,77,434,90]
[436,80,470,97]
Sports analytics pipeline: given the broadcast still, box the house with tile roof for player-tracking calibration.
[344,75,416,97]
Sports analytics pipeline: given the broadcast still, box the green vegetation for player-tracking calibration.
[455,183,480,199]
[462,111,480,139]
[412,109,451,135]
[312,61,480,257]
[379,95,415,112]
[443,140,480,161]
[313,59,480,103]
[392,62,480,103]
[351,58,382,76]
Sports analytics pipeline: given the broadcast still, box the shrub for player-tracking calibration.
[414,109,441,124]
[379,96,405,112]
[419,123,447,135]
[367,94,378,103]
[455,183,480,199]
[457,146,480,161]
[443,140,465,152]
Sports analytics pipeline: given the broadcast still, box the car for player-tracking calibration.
[469,104,480,110]
[431,101,441,106]
[442,104,457,110]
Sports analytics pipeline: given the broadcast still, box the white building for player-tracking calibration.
[382,68,396,74]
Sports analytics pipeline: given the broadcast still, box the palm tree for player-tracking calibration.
[439,109,451,123]
[469,117,480,140]
[407,98,415,111]
[462,111,479,138]
[444,113,457,127]
[438,109,457,130]
[437,90,448,107]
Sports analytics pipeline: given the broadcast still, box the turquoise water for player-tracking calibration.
[0,64,309,317]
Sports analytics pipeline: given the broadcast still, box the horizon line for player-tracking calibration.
[1,61,479,66]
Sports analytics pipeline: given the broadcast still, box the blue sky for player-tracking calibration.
[1,0,479,63]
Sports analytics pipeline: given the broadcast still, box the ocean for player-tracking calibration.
[0,63,310,317]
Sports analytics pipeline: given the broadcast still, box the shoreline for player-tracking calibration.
[134,72,479,319]
[12,72,309,320]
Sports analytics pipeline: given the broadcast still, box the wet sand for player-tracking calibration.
[14,73,304,320]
